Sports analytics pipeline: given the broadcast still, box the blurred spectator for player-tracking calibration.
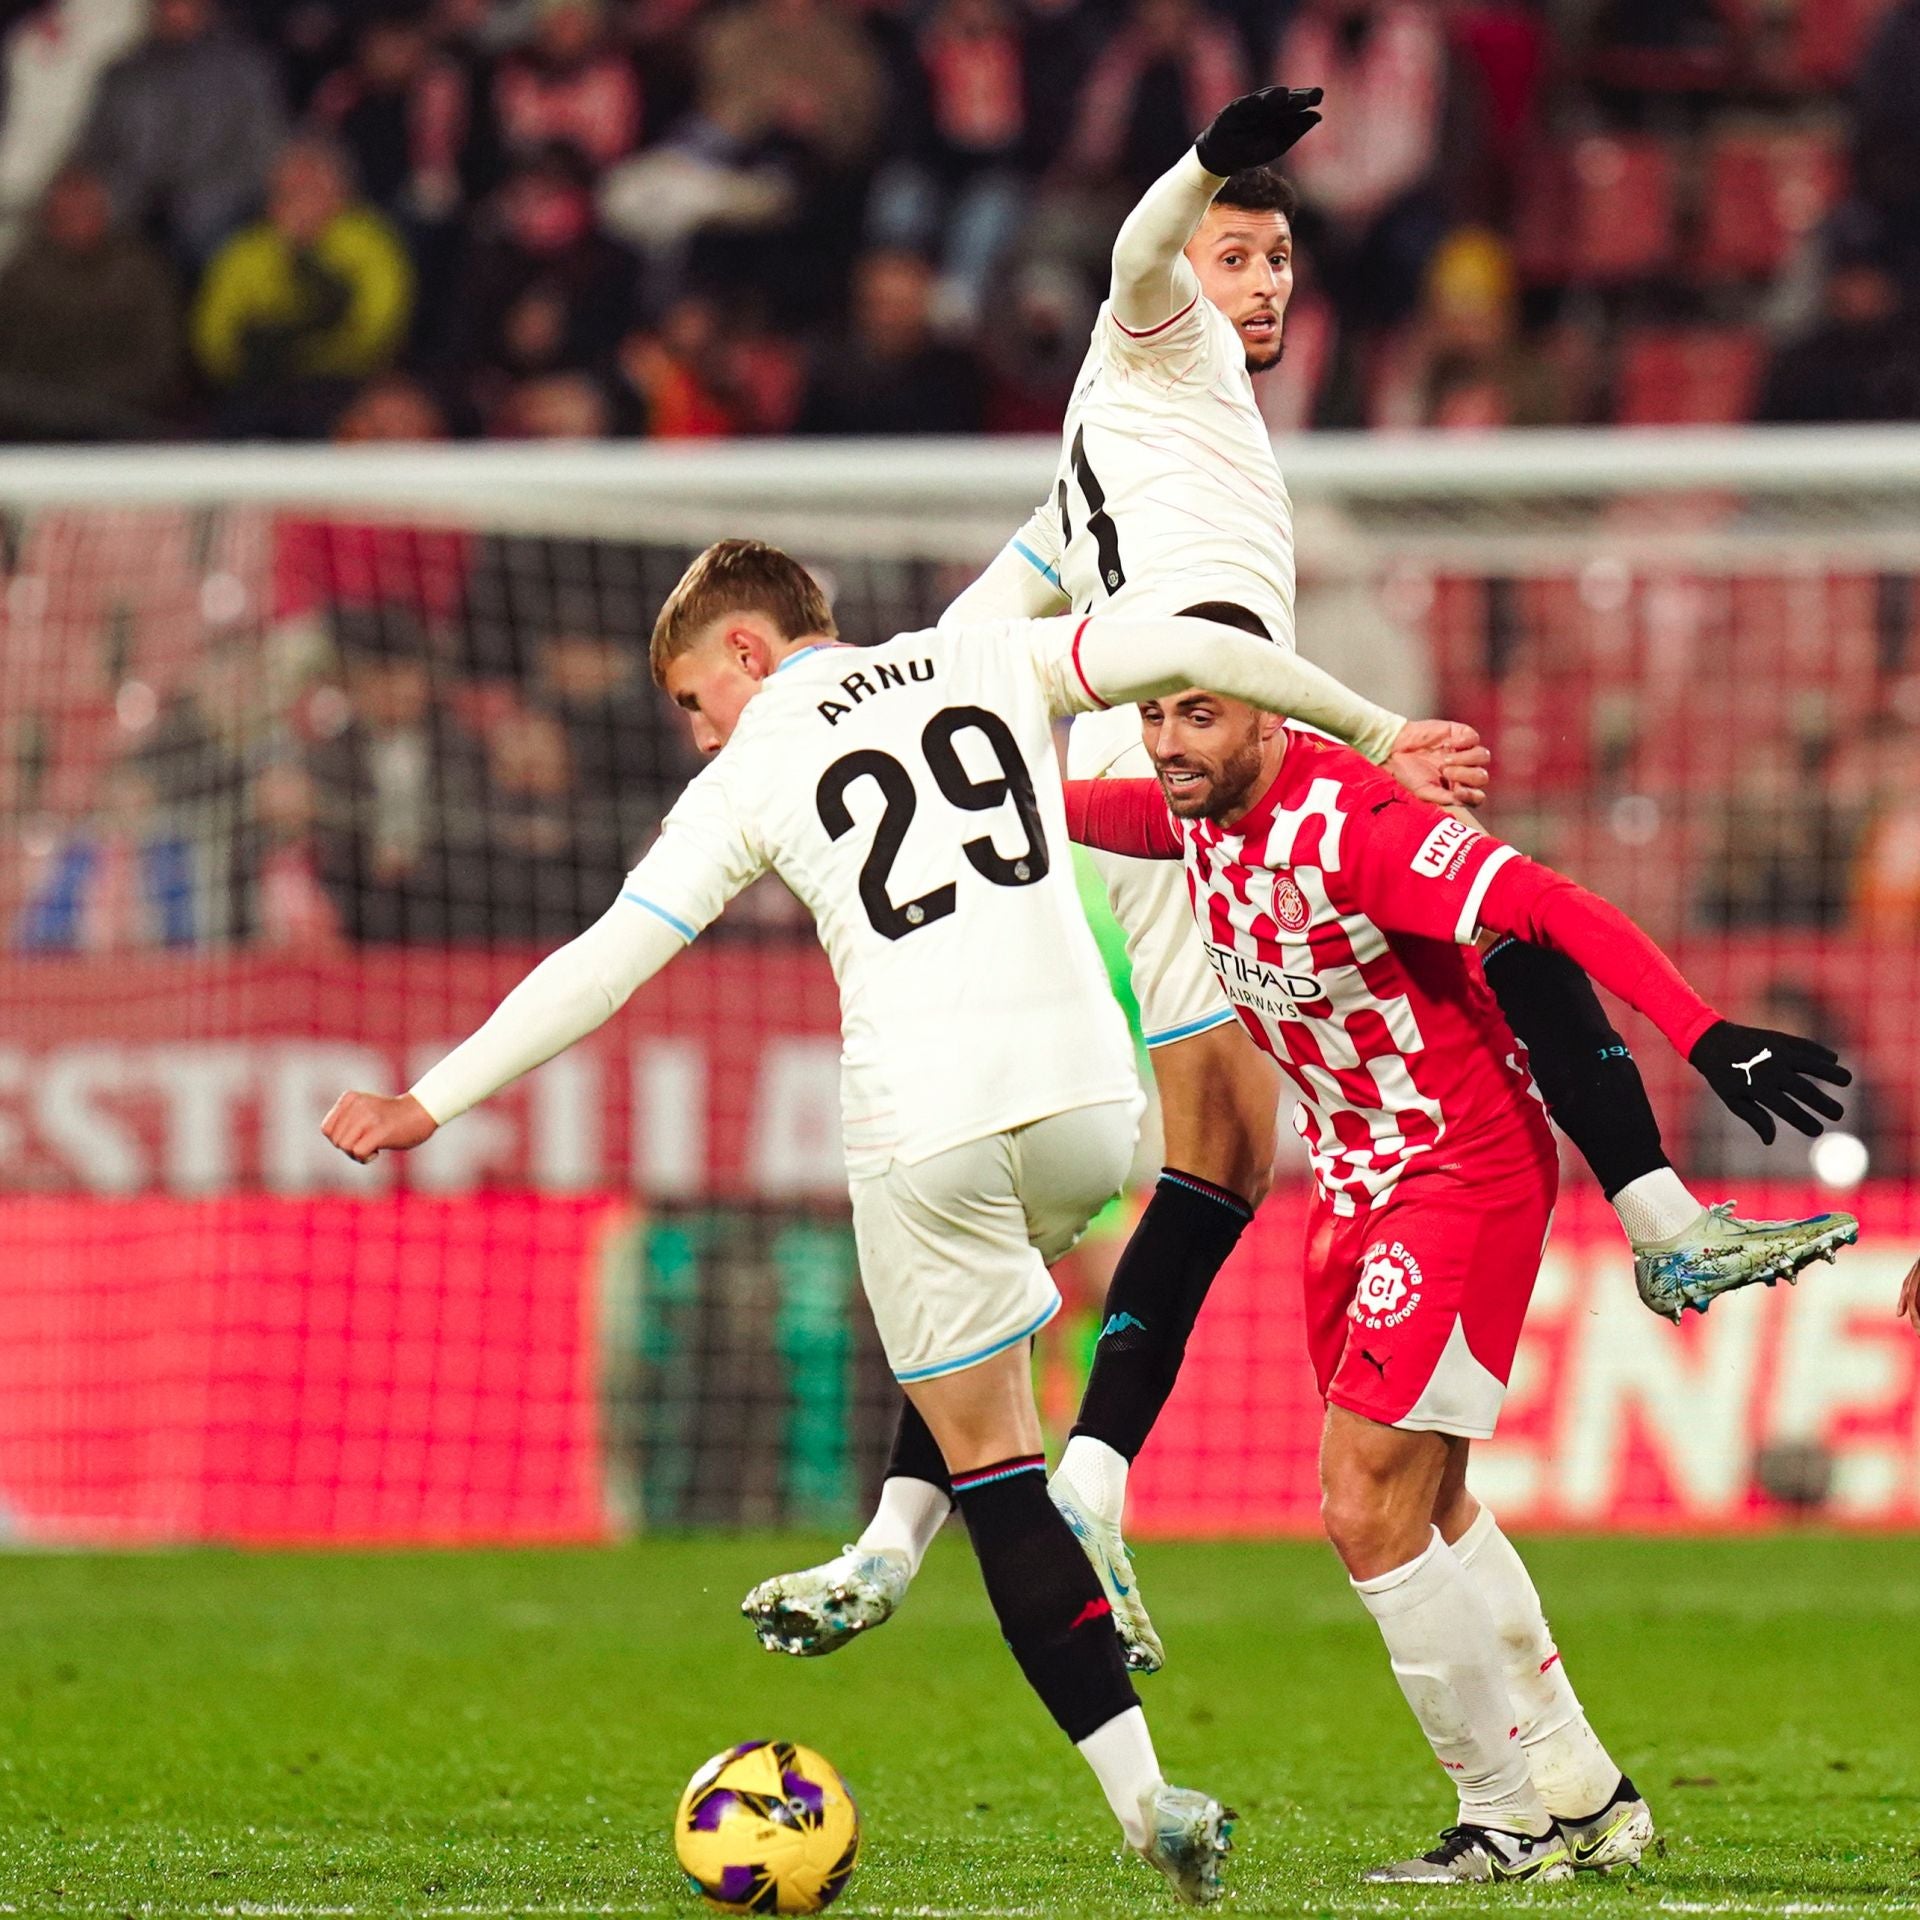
[1066,0,1247,196]
[332,371,449,441]
[1850,0,1920,290]
[796,248,985,435]
[494,0,641,175]
[307,611,490,942]
[0,0,144,270]
[1445,0,1547,215]
[1371,226,1568,429]
[15,756,199,951]
[445,145,638,416]
[310,9,478,226]
[497,369,629,436]
[1020,0,1104,176]
[979,257,1094,432]
[193,135,414,436]
[1274,0,1456,331]
[1693,752,1857,931]
[869,0,1030,328]
[0,164,181,439]
[693,0,884,174]
[615,294,743,436]
[1757,236,1920,425]
[78,0,286,264]
[481,700,632,935]
[248,758,347,948]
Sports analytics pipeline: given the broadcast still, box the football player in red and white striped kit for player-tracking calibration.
[1061,667,1855,1883]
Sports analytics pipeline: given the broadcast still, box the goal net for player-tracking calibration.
[1,429,1915,1547]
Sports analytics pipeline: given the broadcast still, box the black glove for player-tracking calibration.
[1194,86,1324,177]
[1688,1020,1851,1144]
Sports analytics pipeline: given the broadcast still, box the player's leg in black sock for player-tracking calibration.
[1479,937,1668,1199]
[950,1454,1139,1740]
[1072,1169,1255,1461]
[885,1394,951,1496]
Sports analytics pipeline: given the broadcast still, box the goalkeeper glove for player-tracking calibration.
[1688,1019,1851,1144]
[1195,86,1324,177]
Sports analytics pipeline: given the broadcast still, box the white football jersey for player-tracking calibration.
[621,622,1139,1177]
[1021,294,1297,650]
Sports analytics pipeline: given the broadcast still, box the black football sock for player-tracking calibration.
[951,1455,1139,1741]
[1071,1169,1255,1462]
[1480,937,1668,1199]
[885,1394,951,1495]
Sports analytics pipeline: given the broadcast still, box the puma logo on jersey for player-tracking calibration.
[1734,1047,1773,1085]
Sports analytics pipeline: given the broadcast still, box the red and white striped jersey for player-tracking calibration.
[1071,731,1554,1213]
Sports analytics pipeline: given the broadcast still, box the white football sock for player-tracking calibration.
[1056,1434,1130,1528]
[1612,1167,1703,1243]
[1453,1504,1623,1819]
[1076,1704,1163,1848]
[1352,1528,1551,1837]
[855,1475,950,1578]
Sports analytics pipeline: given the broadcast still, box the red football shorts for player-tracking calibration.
[1302,1131,1559,1439]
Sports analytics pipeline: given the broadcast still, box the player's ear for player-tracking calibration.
[725,623,771,681]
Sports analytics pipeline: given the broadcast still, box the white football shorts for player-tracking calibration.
[852,1096,1143,1382]
[1067,704,1236,1050]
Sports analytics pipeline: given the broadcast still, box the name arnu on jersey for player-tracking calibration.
[817,656,936,726]
[1203,940,1331,1020]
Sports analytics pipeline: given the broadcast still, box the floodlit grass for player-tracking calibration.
[0,1534,1916,1916]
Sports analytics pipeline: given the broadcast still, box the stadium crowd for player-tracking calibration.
[0,0,1915,443]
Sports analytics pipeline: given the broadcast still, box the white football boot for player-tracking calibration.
[1137,1784,1234,1906]
[740,1545,909,1657]
[1633,1203,1856,1320]
[1558,1774,1659,1872]
[1364,1823,1574,1884]
[1051,1475,1165,1674]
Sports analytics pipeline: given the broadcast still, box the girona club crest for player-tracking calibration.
[1349,1240,1425,1330]
[1272,877,1310,933]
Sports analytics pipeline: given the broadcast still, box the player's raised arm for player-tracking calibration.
[321,766,765,1162]
[1110,87,1323,333]
[941,503,1071,624]
[1038,612,1489,807]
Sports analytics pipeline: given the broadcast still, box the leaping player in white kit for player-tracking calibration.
[319,541,1489,1906]
[746,85,1857,1691]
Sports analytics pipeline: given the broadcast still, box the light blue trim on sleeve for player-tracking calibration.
[1012,538,1063,589]
[1141,1006,1238,1050]
[619,891,697,942]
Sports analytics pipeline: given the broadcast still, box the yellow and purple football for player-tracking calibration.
[674,1740,860,1914]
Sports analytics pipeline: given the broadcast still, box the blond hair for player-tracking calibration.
[650,539,836,684]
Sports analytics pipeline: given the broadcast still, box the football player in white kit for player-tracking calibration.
[319,540,1485,1906]
[748,86,1856,1676]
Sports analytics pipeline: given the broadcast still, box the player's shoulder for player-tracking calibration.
[1281,725,1397,800]
[1092,289,1232,383]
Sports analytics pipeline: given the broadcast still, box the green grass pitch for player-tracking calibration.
[1,1533,1916,1917]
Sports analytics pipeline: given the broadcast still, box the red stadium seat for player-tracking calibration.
[1787,0,1898,87]
[1614,325,1765,425]
[1698,126,1846,281]
[1566,135,1680,285]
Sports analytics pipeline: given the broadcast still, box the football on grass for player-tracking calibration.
[675,1739,860,1913]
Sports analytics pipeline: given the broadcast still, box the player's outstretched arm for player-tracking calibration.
[1063,777,1182,860]
[321,901,687,1162]
[1899,1257,1920,1335]
[1110,87,1323,332]
[1058,613,1488,804]
[1478,860,1851,1142]
[942,505,1071,625]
